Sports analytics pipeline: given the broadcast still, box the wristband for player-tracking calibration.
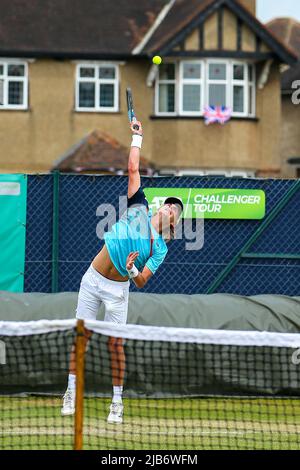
[127,264,139,279]
[131,134,143,149]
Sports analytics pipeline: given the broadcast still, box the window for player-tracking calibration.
[179,61,203,115]
[204,170,256,178]
[248,64,255,116]
[76,64,119,112]
[156,60,256,118]
[160,168,255,178]
[155,63,176,114]
[233,63,245,113]
[231,62,255,116]
[0,61,28,109]
[207,62,228,108]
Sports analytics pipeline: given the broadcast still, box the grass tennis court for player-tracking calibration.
[1,396,300,450]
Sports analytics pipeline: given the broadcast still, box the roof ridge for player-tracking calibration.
[144,0,214,53]
[132,0,176,55]
[230,1,298,62]
[287,19,295,46]
[266,17,300,57]
[267,17,300,28]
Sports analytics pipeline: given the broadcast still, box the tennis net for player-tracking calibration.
[0,319,300,450]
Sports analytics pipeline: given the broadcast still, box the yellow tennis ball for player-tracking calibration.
[152,56,162,65]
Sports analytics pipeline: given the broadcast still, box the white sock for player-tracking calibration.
[113,385,123,403]
[68,374,76,391]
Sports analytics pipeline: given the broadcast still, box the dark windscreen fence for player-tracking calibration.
[25,174,300,296]
[1,320,300,450]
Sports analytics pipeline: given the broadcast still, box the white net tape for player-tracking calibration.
[1,319,300,348]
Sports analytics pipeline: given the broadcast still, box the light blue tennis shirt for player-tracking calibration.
[104,188,168,277]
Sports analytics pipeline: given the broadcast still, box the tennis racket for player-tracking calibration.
[126,88,140,131]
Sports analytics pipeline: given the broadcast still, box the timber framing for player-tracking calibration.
[164,51,275,60]
[145,0,297,66]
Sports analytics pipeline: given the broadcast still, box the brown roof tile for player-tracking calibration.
[0,0,296,65]
[144,0,213,53]
[267,18,300,58]
[0,0,168,57]
[53,130,156,175]
[267,18,300,91]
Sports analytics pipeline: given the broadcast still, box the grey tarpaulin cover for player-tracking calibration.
[0,291,299,332]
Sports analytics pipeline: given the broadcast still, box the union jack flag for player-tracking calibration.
[203,106,232,125]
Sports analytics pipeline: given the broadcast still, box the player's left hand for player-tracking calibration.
[126,252,139,270]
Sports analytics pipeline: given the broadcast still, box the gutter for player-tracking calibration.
[0,50,148,60]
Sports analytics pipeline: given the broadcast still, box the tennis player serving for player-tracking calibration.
[61,119,183,423]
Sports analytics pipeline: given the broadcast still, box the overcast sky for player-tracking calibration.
[257,0,300,23]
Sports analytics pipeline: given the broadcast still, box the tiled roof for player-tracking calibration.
[267,18,300,58]
[53,130,156,175]
[143,0,213,53]
[267,18,300,92]
[0,0,168,57]
[0,0,296,65]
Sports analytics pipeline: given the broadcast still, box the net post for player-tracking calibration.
[74,319,86,451]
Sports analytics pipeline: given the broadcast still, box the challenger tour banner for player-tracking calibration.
[144,188,266,220]
[0,174,27,292]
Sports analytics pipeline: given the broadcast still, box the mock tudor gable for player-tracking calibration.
[141,0,296,65]
[0,0,296,63]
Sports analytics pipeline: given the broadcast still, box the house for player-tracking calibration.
[0,0,297,177]
[267,18,300,179]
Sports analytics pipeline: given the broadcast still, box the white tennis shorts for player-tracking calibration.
[76,264,130,324]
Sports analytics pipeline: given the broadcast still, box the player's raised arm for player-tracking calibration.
[128,120,143,199]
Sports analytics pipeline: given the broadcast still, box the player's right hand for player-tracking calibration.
[130,120,143,136]
[126,252,139,270]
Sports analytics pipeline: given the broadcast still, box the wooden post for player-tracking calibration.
[74,320,85,451]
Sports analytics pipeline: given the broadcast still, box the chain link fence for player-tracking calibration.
[25,174,300,295]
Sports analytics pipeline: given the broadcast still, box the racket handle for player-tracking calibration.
[132,117,140,131]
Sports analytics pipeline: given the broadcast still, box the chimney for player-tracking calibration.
[237,0,256,16]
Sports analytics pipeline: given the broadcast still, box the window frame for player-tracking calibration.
[159,168,256,178]
[75,63,119,113]
[154,63,177,116]
[231,61,248,117]
[206,59,230,111]
[179,60,204,116]
[248,63,256,118]
[230,61,256,118]
[0,59,28,110]
[155,59,256,119]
